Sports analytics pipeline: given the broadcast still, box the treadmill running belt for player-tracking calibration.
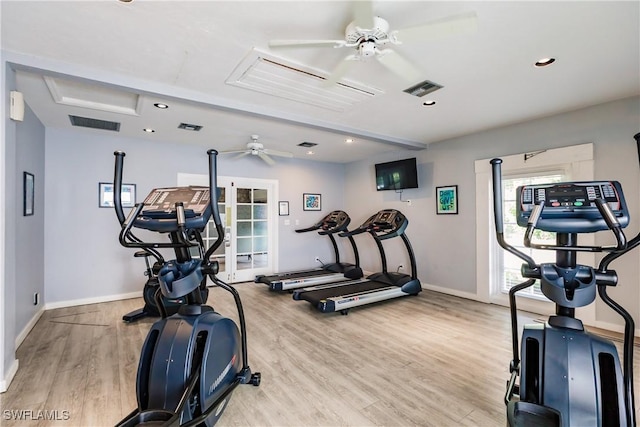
[297,280,391,305]
[260,269,328,282]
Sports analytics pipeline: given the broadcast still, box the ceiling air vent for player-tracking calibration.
[298,142,317,148]
[69,115,120,131]
[403,80,443,97]
[178,123,203,131]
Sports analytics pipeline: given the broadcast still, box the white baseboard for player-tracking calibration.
[44,291,140,310]
[422,282,640,338]
[585,318,640,338]
[15,308,45,350]
[0,358,19,393]
[422,282,481,302]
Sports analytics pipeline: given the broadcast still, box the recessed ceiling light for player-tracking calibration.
[154,103,169,109]
[306,151,315,155]
[534,57,556,67]
[143,128,155,133]
[345,138,354,144]
[423,100,436,106]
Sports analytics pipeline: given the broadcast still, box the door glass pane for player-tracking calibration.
[217,187,226,203]
[253,189,268,203]
[237,188,251,203]
[237,237,251,253]
[253,253,268,268]
[237,205,251,220]
[253,205,267,220]
[237,254,253,270]
[254,220,267,236]
[237,221,252,237]
[254,236,268,252]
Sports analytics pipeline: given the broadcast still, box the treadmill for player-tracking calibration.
[292,209,422,314]
[255,210,363,291]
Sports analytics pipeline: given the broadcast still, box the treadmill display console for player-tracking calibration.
[370,209,407,238]
[516,181,629,233]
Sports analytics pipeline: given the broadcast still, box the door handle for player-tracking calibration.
[224,226,231,247]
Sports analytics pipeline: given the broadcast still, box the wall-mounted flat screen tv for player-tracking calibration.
[375,158,418,191]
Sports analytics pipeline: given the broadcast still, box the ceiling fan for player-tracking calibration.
[268,1,477,85]
[221,135,293,166]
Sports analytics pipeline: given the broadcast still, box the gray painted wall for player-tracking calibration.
[43,128,347,303]
[2,62,18,384]
[15,104,45,336]
[345,96,640,327]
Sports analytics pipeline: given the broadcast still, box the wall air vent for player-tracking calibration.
[298,142,317,148]
[226,48,383,112]
[69,115,120,131]
[178,123,203,131]
[403,80,443,97]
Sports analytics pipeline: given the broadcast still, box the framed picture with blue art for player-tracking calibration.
[436,185,458,215]
[303,193,321,211]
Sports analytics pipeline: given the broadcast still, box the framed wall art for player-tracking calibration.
[279,201,290,216]
[23,172,34,216]
[99,182,136,208]
[303,193,321,211]
[436,185,458,215]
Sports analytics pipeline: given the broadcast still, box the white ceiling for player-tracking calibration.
[2,1,639,164]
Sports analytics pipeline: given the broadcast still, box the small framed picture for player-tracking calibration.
[23,172,34,216]
[436,185,458,215]
[279,201,290,216]
[99,182,136,208]
[303,193,321,211]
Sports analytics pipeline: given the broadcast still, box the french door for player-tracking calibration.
[177,173,278,283]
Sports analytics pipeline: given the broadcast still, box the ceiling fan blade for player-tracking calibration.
[376,50,424,83]
[234,151,251,160]
[269,39,346,48]
[263,148,293,158]
[394,11,478,43]
[257,152,276,166]
[353,0,374,29]
[324,55,359,86]
[220,149,248,155]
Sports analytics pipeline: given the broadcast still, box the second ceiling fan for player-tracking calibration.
[221,135,293,166]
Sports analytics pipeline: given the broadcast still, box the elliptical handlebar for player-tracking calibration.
[203,149,225,263]
[490,159,537,269]
[113,151,126,226]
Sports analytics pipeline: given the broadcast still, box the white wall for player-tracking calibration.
[43,128,347,304]
[345,96,640,328]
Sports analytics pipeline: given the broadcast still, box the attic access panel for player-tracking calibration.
[226,48,383,112]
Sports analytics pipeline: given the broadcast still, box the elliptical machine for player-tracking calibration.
[113,149,260,427]
[490,133,640,427]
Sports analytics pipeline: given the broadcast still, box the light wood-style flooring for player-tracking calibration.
[1,284,638,426]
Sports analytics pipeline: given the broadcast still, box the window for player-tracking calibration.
[497,172,564,299]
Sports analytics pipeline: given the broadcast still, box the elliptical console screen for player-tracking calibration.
[517,181,629,232]
[142,186,211,218]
